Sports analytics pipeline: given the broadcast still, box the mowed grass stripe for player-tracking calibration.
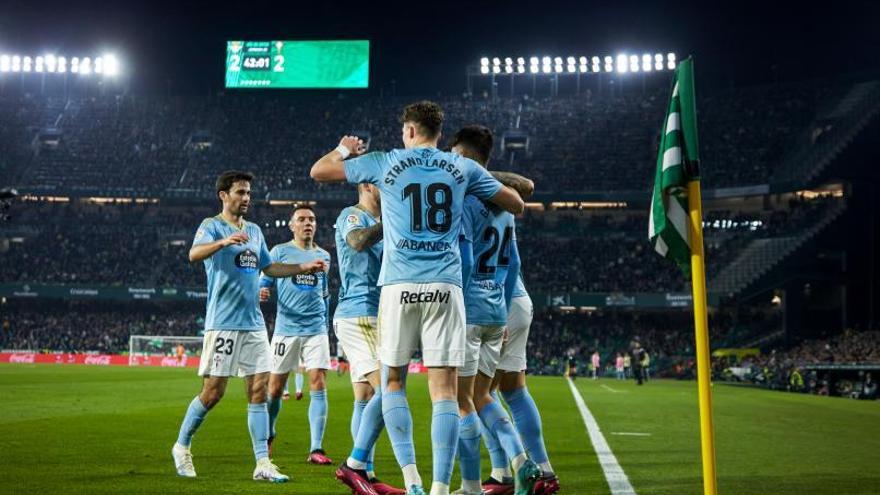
[0,364,605,494]
[576,379,880,495]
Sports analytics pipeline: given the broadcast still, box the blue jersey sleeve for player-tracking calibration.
[464,159,503,200]
[504,237,521,312]
[192,218,217,246]
[344,151,384,185]
[340,209,369,242]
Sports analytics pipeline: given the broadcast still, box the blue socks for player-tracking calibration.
[503,387,549,465]
[458,411,482,483]
[382,390,416,468]
[309,389,328,451]
[431,400,460,486]
[351,398,369,443]
[295,373,304,394]
[247,402,270,460]
[479,400,525,462]
[268,395,282,439]
[352,390,385,464]
[176,396,208,447]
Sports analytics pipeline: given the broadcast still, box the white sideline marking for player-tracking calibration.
[611,432,652,437]
[600,384,626,394]
[567,378,637,495]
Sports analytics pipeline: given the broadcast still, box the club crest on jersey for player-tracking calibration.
[346,214,360,226]
[235,249,259,273]
[294,273,319,291]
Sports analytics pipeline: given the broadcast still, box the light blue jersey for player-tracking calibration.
[344,148,503,287]
[512,273,529,298]
[333,205,383,319]
[260,242,332,337]
[193,216,272,331]
[460,196,519,326]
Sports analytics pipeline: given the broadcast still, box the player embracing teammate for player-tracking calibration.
[311,101,524,495]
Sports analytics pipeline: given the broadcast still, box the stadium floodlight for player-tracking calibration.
[492,65,501,74]
[616,54,628,73]
[655,53,663,63]
[566,56,575,65]
[516,57,525,65]
[542,56,551,65]
[81,57,92,75]
[480,65,489,74]
[35,56,44,72]
[492,57,500,66]
[667,52,676,70]
[530,56,538,66]
[504,57,513,65]
[58,56,66,73]
[643,57,653,72]
[592,56,600,65]
[23,56,32,72]
[554,63,563,74]
[45,54,56,72]
[579,64,588,73]
[530,64,539,74]
[480,57,489,66]
[505,65,513,74]
[542,64,551,74]
[12,55,21,72]
[629,54,639,71]
[553,56,562,65]
[0,55,9,72]
[567,64,576,73]
[579,56,587,65]
[71,57,80,73]
[592,62,600,72]
[95,57,103,73]
[517,65,525,74]
[103,54,119,76]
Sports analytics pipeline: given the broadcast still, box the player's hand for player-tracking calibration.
[259,287,271,302]
[339,135,366,157]
[223,232,249,246]
[300,259,328,274]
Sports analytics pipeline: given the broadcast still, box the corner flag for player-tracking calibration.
[649,57,719,495]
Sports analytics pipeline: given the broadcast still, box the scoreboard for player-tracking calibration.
[225,40,369,89]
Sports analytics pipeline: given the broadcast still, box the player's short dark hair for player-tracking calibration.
[290,204,315,218]
[400,101,444,139]
[449,125,494,166]
[215,170,254,196]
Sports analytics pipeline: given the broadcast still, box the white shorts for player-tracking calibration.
[198,330,272,378]
[378,282,466,368]
[497,296,533,373]
[270,333,331,375]
[334,316,380,383]
[461,324,505,378]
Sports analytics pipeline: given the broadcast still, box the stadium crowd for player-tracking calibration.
[0,77,843,195]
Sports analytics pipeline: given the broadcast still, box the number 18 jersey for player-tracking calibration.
[344,147,502,287]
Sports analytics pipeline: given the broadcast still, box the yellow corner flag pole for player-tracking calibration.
[687,179,718,495]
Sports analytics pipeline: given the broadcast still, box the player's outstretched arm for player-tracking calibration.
[310,135,365,182]
[346,222,383,252]
[490,171,535,200]
[189,232,247,263]
[263,259,328,278]
[488,185,525,215]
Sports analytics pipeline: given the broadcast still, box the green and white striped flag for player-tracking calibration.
[649,57,700,272]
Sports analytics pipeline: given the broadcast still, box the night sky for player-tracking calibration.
[0,0,876,94]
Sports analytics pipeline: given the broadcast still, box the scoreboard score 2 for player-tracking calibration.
[225,40,369,89]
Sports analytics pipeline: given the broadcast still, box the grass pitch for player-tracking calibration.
[0,364,878,494]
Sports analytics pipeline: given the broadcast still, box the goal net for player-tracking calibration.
[128,334,204,367]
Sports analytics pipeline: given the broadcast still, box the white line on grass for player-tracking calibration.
[600,384,626,394]
[567,378,637,495]
[610,432,652,437]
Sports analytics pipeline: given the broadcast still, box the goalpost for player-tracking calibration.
[128,334,204,367]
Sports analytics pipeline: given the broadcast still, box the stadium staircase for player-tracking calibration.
[773,80,880,186]
[709,199,848,298]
